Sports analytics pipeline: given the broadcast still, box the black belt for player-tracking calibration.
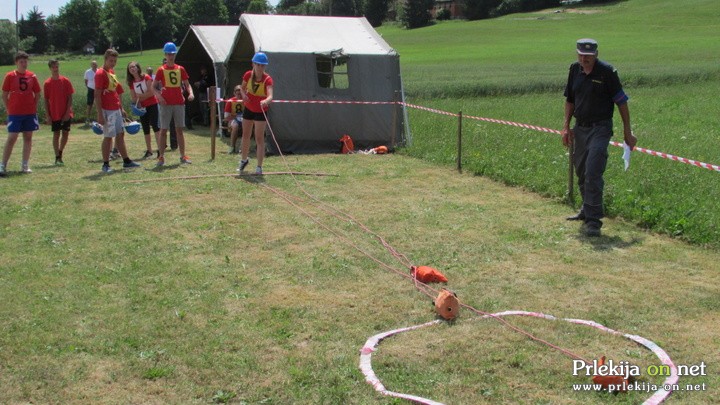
[575,119,610,127]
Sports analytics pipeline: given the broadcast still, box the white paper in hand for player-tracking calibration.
[622,143,632,171]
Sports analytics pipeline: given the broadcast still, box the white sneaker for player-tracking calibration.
[21,164,32,174]
[255,166,263,175]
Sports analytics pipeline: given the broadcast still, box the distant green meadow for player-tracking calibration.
[378,0,720,247]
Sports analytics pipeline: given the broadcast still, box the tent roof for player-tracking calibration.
[186,25,238,63]
[239,14,397,55]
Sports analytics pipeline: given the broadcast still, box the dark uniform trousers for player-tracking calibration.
[573,119,612,226]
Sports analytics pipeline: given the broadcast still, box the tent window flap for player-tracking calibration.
[315,49,349,90]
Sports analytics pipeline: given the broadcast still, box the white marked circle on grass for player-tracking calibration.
[359,311,678,405]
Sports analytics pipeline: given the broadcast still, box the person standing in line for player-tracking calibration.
[94,48,140,173]
[152,42,194,166]
[562,39,637,237]
[237,52,273,175]
[43,59,75,166]
[84,60,97,124]
[127,61,159,159]
[146,67,155,80]
[1,51,41,176]
[223,85,244,154]
[194,65,215,126]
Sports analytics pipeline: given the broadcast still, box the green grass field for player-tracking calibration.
[1,130,718,403]
[1,0,719,403]
[376,0,720,247]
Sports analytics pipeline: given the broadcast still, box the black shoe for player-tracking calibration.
[566,211,586,221]
[582,222,601,237]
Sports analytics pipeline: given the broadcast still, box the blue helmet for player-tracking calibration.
[252,52,269,65]
[91,121,104,135]
[131,103,146,117]
[163,42,178,54]
[124,121,141,135]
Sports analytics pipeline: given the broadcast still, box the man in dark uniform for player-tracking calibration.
[562,38,637,237]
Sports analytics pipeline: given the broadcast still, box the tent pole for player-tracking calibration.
[391,91,398,147]
[210,86,217,160]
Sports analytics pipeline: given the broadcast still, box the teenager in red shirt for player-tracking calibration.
[152,42,194,166]
[237,52,273,175]
[43,59,75,166]
[94,48,140,173]
[1,51,41,176]
[127,61,159,159]
[223,85,244,154]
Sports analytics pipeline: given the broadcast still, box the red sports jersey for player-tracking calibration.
[2,70,41,115]
[223,96,243,116]
[94,68,123,110]
[155,64,188,105]
[132,74,158,108]
[43,76,75,121]
[242,70,273,113]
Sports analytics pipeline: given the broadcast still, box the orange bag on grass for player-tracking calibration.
[411,265,448,283]
[591,356,632,392]
[339,134,354,154]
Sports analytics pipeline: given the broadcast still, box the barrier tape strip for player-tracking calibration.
[226,98,718,172]
[360,311,677,405]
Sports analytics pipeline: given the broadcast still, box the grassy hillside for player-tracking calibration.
[377,0,720,247]
[379,0,720,97]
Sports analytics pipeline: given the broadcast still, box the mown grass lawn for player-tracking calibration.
[0,127,718,403]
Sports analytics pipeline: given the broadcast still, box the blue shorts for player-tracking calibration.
[7,114,40,133]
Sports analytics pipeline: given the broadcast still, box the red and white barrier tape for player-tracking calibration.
[231,98,718,172]
[360,311,677,405]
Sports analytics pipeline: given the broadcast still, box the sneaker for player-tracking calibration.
[582,222,602,237]
[0,163,6,177]
[21,164,32,174]
[180,155,192,164]
[102,164,113,173]
[228,146,236,154]
[110,150,120,160]
[238,159,249,173]
[123,160,141,168]
[156,156,165,167]
[255,166,263,175]
[142,150,153,159]
[55,158,64,166]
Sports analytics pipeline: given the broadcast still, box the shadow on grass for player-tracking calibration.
[576,233,645,251]
[237,173,266,184]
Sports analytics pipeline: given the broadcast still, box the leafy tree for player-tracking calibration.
[102,0,145,51]
[137,0,180,48]
[18,7,48,53]
[180,0,230,27]
[401,0,434,29]
[46,15,69,53]
[225,0,252,23]
[246,0,272,14]
[464,0,502,20]
[278,0,327,16]
[364,0,388,26]
[328,0,359,16]
[0,20,18,65]
[56,0,104,52]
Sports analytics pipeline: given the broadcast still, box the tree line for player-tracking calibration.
[0,0,618,64]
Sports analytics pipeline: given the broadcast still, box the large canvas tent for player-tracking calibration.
[175,25,238,124]
[226,14,407,154]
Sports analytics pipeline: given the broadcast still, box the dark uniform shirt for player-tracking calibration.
[564,60,628,125]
